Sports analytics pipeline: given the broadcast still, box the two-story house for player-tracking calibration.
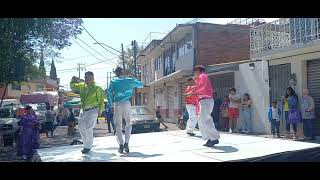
[138,22,250,123]
[249,18,320,136]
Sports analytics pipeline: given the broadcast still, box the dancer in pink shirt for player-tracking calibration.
[186,65,220,147]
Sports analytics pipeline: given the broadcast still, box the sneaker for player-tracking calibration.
[124,143,129,153]
[118,145,124,154]
[293,136,297,139]
[273,134,276,138]
[245,130,250,134]
[205,139,220,147]
[229,128,232,133]
[241,130,246,133]
[187,132,196,136]
[81,148,91,154]
[277,134,281,138]
[203,140,211,147]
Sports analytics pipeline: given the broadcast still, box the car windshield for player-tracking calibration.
[131,107,152,115]
[0,108,17,118]
[29,104,46,112]
[36,104,46,111]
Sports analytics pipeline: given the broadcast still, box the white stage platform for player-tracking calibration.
[37,130,320,162]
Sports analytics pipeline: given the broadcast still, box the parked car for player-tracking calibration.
[0,106,20,146]
[122,106,160,133]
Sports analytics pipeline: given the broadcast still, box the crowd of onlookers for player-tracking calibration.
[182,86,316,140]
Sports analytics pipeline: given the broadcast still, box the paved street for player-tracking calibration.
[38,130,320,162]
[0,120,179,162]
[1,120,319,162]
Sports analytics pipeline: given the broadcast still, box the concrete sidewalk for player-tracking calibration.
[38,130,320,162]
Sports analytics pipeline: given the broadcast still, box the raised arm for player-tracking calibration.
[70,76,85,92]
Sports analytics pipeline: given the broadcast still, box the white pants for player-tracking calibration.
[78,108,98,149]
[114,101,132,145]
[198,98,220,141]
[186,104,197,134]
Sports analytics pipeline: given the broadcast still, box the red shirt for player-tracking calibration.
[185,86,197,105]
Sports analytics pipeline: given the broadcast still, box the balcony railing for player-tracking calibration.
[250,18,320,55]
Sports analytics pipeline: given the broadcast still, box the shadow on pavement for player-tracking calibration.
[207,145,239,153]
[120,152,162,158]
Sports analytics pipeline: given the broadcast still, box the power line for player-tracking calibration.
[62,50,114,62]
[76,37,117,63]
[57,56,117,72]
[73,39,117,66]
[58,65,113,73]
[76,19,120,56]
[57,40,118,72]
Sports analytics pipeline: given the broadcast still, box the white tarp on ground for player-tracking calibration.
[38,130,320,162]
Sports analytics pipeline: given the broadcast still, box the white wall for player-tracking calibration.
[236,61,270,134]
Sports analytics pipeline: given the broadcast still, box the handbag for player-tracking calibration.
[288,108,302,123]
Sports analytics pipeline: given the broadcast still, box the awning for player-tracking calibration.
[147,70,193,86]
[181,64,239,79]
[206,64,239,74]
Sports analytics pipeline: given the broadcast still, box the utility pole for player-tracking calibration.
[121,43,125,70]
[106,71,109,90]
[132,40,138,105]
[77,63,86,79]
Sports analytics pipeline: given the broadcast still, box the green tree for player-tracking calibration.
[50,59,57,80]
[39,50,46,79]
[0,18,83,106]
[117,44,144,78]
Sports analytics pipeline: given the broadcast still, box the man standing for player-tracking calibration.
[184,78,198,136]
[228,88,241,133]
[301,88,316,140]
[105,102,116,134]
[107,67,144,154]
[156,106,168,129]
[186,65,220,147]
[70,72,105,154]
[212,92,222,130]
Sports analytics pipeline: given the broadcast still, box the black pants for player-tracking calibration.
[212,113,220,130]
[271,119,280,135]
[107,119,115,132]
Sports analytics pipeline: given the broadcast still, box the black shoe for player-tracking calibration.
[118,145,124,154]
[187,133,196,136]
[205,139,219,147]
[124,143,129,153]
[203,140,211,147]
[81,148,91,154]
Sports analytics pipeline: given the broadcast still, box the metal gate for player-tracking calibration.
[167,86,175,122]
[307,59,320,136]
[210,72,235,100]
[269,63,291,132]
[180,80,189,111]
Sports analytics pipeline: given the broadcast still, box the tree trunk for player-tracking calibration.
[0,83,9,107]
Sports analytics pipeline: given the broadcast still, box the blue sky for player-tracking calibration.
[53,18,278,90]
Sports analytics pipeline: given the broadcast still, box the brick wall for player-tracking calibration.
[196,23,250,65]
